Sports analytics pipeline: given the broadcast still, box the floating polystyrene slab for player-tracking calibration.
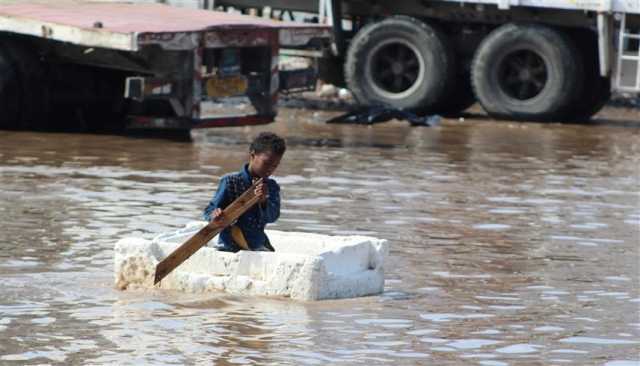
[114,222,388,301]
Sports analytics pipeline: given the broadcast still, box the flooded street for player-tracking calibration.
[1,107,639,365]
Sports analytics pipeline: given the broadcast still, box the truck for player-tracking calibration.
[0,1,330,131]
[214,0,640,121]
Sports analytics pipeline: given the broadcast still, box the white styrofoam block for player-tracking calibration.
[114,221,388,300]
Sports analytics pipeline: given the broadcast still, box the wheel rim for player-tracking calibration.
[498,50,548,101]
[365,38,425,100]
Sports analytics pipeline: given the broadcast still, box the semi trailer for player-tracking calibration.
[0,1,330,130]
[215,0,640,121]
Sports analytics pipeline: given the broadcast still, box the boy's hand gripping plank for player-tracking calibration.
[154,178,263,285]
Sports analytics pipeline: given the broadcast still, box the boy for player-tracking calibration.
[203,132,285,252]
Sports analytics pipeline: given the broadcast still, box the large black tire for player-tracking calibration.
[472,23,583,121]
[0,46,22,129]
[563,29,611,122]
[345,16,455,113]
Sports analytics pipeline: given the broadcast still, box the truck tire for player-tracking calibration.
[472,23,583,121]
[0,47,23,129]
[345,16,454,113]
[563,29,610,122]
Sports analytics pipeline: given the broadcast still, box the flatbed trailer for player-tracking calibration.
[0,1,330,130]
[217,0,640,121]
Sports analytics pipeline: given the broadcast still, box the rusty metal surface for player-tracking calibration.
[0,1,326,34]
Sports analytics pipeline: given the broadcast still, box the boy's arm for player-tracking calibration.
[261,181,280,223]
[203,176,229,221]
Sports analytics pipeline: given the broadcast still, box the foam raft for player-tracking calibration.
[114,222,389,301]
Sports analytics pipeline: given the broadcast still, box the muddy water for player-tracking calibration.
[0,107,639,365]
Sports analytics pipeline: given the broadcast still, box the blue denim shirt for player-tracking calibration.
[203,164,280,251]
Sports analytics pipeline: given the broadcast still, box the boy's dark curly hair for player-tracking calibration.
[250,132,286,156]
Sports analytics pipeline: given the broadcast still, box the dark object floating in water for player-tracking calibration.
[326,107,441,126]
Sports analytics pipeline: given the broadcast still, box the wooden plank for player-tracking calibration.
[154,178,263,284]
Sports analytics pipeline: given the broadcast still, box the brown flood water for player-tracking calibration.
[0,107,639,365]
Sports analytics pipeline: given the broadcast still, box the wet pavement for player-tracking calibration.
[0,107,639,365]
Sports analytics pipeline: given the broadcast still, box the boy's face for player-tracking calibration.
[249,150,282,178]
